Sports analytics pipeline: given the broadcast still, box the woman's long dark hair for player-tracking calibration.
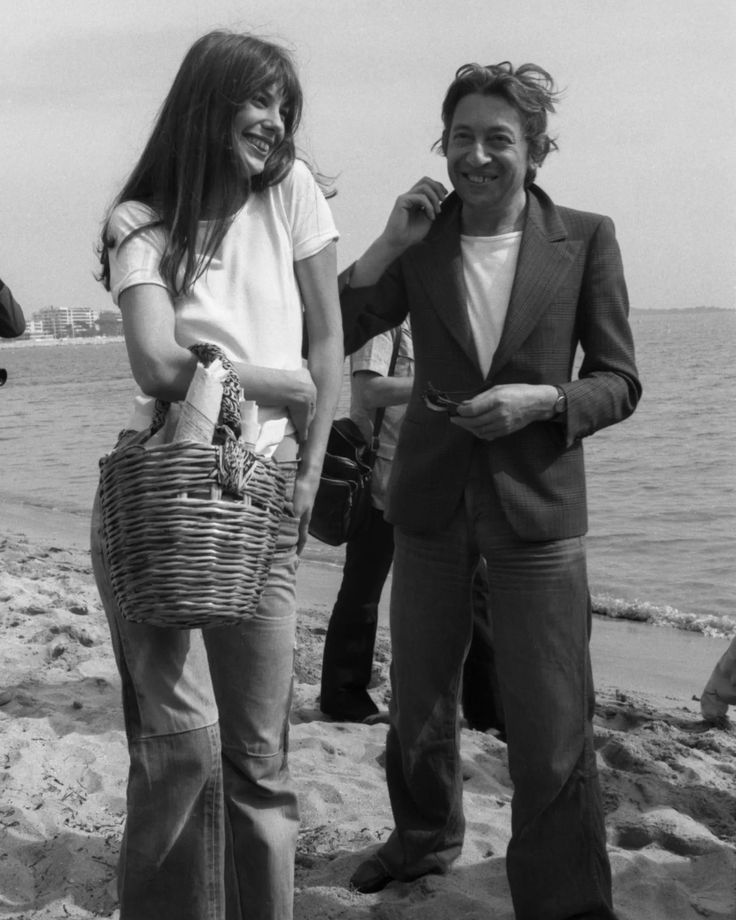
[98,30,303,295]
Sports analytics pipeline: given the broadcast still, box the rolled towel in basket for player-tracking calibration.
[173,359,228,443]
[239,398,260,449]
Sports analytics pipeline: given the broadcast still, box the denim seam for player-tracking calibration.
[205,723,222,920]
[131,721,219,744]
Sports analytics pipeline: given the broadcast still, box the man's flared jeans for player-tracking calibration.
[376,450,617,920]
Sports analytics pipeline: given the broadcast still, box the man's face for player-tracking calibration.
[445,93,531,217]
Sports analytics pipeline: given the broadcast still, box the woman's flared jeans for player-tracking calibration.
[375,452,617,920]
[91,464,300,920]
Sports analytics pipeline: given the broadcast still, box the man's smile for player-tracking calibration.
[464,173,496,185]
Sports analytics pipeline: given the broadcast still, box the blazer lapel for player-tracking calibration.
[489,189,579,378]
[411,196,480,368]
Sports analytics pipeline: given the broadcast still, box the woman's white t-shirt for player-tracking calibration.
[107,159,338,456]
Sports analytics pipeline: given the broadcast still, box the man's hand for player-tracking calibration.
[382,177,449,251]
[451,384,558,440]
[349,177,448,288]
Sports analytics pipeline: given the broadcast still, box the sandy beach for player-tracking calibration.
[1,500,734,919]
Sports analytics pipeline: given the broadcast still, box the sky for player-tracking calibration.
[1,0,734,316]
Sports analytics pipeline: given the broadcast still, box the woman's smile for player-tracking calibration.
[233,87,286,176]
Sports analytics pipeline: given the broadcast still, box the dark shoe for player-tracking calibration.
[321,689,379,723]
[349,855,394,894]
[362,710,390,726]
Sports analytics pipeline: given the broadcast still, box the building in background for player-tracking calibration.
[32,306,97,338]
[21,307,123,340]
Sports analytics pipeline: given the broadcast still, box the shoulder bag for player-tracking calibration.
[308,329,402,546]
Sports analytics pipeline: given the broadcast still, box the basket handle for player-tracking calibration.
[151,343,242,437]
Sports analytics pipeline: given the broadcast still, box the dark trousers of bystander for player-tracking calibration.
[320,504,506,736]
[321,504,393,721]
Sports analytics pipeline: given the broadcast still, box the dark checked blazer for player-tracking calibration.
[340,184,642,541]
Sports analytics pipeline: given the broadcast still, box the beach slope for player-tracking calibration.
[0,519,734,920]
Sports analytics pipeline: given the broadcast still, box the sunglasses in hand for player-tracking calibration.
[422,382,477,416]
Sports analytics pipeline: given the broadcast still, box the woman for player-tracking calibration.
[92,30,342,920]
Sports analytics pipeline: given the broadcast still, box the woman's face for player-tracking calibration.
[232,85,287,177]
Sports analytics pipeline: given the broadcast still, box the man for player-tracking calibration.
[700,636,736,723]
[0,278,25,338]
[0,278,25,386]
[339,62,641,920]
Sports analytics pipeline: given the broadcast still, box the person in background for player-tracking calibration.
[319,318,506,738]
[0,279,26,338]
[320,319,413,722]
[339,61,641,920]
[91,30,342,920]
[700,636,736,723]
[460,556,505,738]
[0,278,25,387]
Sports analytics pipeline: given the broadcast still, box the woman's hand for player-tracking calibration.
[284,366,318,442]
[292,463,322,554]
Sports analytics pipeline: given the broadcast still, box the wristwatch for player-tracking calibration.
[553,386,567,415]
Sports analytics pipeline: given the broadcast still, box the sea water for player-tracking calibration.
[1,309,734,638]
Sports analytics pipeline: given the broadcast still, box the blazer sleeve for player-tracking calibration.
[339,259,410,357]
[561,216,642,445]
[0,280,26,338]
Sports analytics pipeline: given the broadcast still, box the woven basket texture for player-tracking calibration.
[99,439,286,629]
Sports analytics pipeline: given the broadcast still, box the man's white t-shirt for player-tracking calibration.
[461,230,522,376]
[107,159,338,456]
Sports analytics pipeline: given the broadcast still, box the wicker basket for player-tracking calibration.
[98,344,286,629]
[99,438,286,628]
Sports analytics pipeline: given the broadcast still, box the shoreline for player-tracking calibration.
[3,497,731,709]
[295,542,730,710]
[4,494,733,636]
[1,336,125,348]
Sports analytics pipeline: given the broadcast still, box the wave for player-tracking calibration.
[592,593,736,640]
[2,489,734,642]
[0,491,91,519]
